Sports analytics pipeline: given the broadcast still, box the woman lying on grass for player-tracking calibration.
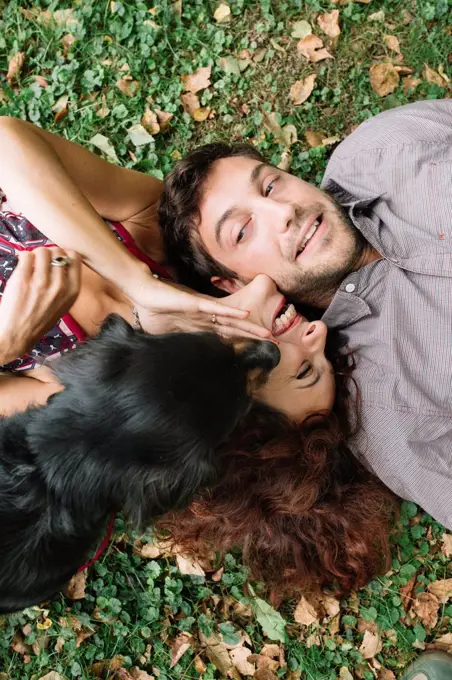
[0,117,395,598]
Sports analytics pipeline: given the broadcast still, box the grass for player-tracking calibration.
[0,0,452,678]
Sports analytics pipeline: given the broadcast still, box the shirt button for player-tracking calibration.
[345,283,356,293]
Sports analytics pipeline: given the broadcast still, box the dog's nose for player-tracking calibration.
[240,340,281,372]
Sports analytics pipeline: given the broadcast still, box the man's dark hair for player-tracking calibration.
[159,142,266,292]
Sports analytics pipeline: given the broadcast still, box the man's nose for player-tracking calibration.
[263,199,294,234]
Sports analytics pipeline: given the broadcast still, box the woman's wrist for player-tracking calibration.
[118,258,161,304]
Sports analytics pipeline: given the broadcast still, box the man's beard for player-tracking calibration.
[277,197,366,308]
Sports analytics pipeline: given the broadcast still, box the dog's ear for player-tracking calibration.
[234,340,280,392]
[97,314,135,343]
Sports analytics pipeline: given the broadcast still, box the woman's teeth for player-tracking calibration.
[298,218,320,255]
[273,303,297,335]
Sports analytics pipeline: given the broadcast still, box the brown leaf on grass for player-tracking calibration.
[34,75,49,87]
[181,65,211,93]
[322,594,341,618]
[383,35,401,54]
[65,571,86,600]
[264,112,297,147]
[170,632,192,668]
[211,566,224,581]
[359,630,382,659]
[305,130,324,147]
[441,533,452,557]
[116,76,139,97]
[214,3,231,23]
[297,35,333,62]
[133,538,173,559]
[38,673,64,680]
[181,92,207,119]
[289,73,316,105]
[176,553,206,576]
[432,632,452,652]
[90,655,124,677]
[294,595,319,626]
[423,64,448,88]
[141,108,160,135]
[411,592,439,629]
[154,109,173,132]
[129,669,154,680]
[369,62,400,96]
[55,636,65,653]
[428,578,452,603]
[400,574,417,610]
[62,33,76,57]
[317,10,341,38]
[200,633,234,676]
[6,52,25,84]
[52,8,79,27]
[10,632,32,656]
[96,94,110,119]
[254,667,279,680]
[230,647,256,676]
[339,667,354,680]
[377,670,396,680]
[194,656,207,673]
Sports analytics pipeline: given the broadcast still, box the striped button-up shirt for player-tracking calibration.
[320,99,452,528]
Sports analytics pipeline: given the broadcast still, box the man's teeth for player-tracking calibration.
[298,218,320,254]
[273,303,296,332]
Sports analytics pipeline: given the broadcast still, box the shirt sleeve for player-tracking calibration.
[354,406,452,530]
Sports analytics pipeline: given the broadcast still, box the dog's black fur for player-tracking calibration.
[0,315,279,613]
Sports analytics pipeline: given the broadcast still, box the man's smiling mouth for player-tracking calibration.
[296,215,322,257]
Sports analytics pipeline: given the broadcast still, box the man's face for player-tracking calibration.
[197,156,363,304]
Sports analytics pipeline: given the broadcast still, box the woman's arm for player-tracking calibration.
[0,373,60,416]
[0,116,156,294]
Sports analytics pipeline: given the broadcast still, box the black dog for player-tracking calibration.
[0,315,279,613]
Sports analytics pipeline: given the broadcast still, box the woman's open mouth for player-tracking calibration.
[272,301,301,337]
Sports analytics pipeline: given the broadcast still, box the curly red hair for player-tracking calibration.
[156,348,397,595]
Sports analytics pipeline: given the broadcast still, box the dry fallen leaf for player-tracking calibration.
[34,75,49,87]
[383,35,401,54]
[297,34,333,63]
[7,52,25,84]
[128,124,154,147]
[403,76,421,94]
[194,656,207,673]
[368,10,385,21]
[90,655,124,677]
[428,578,452,603]
[62,33,76,57]
[305,130,324,147]
[129,669,154,680]
[176,553,206,577]
[322,595,341,618]
[170,632,192,668]
[441,533,452,557]
[230,646,256,676]
[317,10,341,38]
[289,73,316,105]
[277,149,292,171]
[141,108,160,135]
[116,76,139,97]
[411,592,439,630]
[433,632,452,652]
[294,596,319,626]
[52,94,69,122]
[291,20,312,39]
[133,538,173,559]
[377,670,397,680]
[339,667,354,680]
[95,94,110,119]
[154,109,173,132]
[38,673,64,680]
[214,2,231,23]
[359,630,382,659]
[264,112,297,147]
[200,633,234,676]
[423,64,448,88]
[369,62,400,96]
[10,632,32,657]
[89,133,119,164]
[65,571,86,600]
[181,65,211,93]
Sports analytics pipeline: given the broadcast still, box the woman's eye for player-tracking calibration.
[264,180,276,197]
[297,363,313,380]
[236,225,246,243]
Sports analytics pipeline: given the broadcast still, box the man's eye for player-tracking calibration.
[297,363,312,380]
[264,180,276,197]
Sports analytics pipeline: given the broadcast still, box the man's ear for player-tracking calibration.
[211,276,244,294]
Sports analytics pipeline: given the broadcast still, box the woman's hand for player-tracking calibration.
[133,279,271,340]
[0,247,81,365]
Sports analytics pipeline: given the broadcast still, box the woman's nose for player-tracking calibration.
[301,322,325,351]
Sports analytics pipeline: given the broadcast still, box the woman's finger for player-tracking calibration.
[65,250,82,297]
[213,315,271,339]
[33,246,52,289]
[197,298,250,320]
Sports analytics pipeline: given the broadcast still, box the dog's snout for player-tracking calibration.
[241,340,281,372]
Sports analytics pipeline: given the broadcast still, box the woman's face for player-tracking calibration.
[223,275,335,422]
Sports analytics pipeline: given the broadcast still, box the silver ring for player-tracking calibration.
[51,255,71,268]
[212,314,217,325]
